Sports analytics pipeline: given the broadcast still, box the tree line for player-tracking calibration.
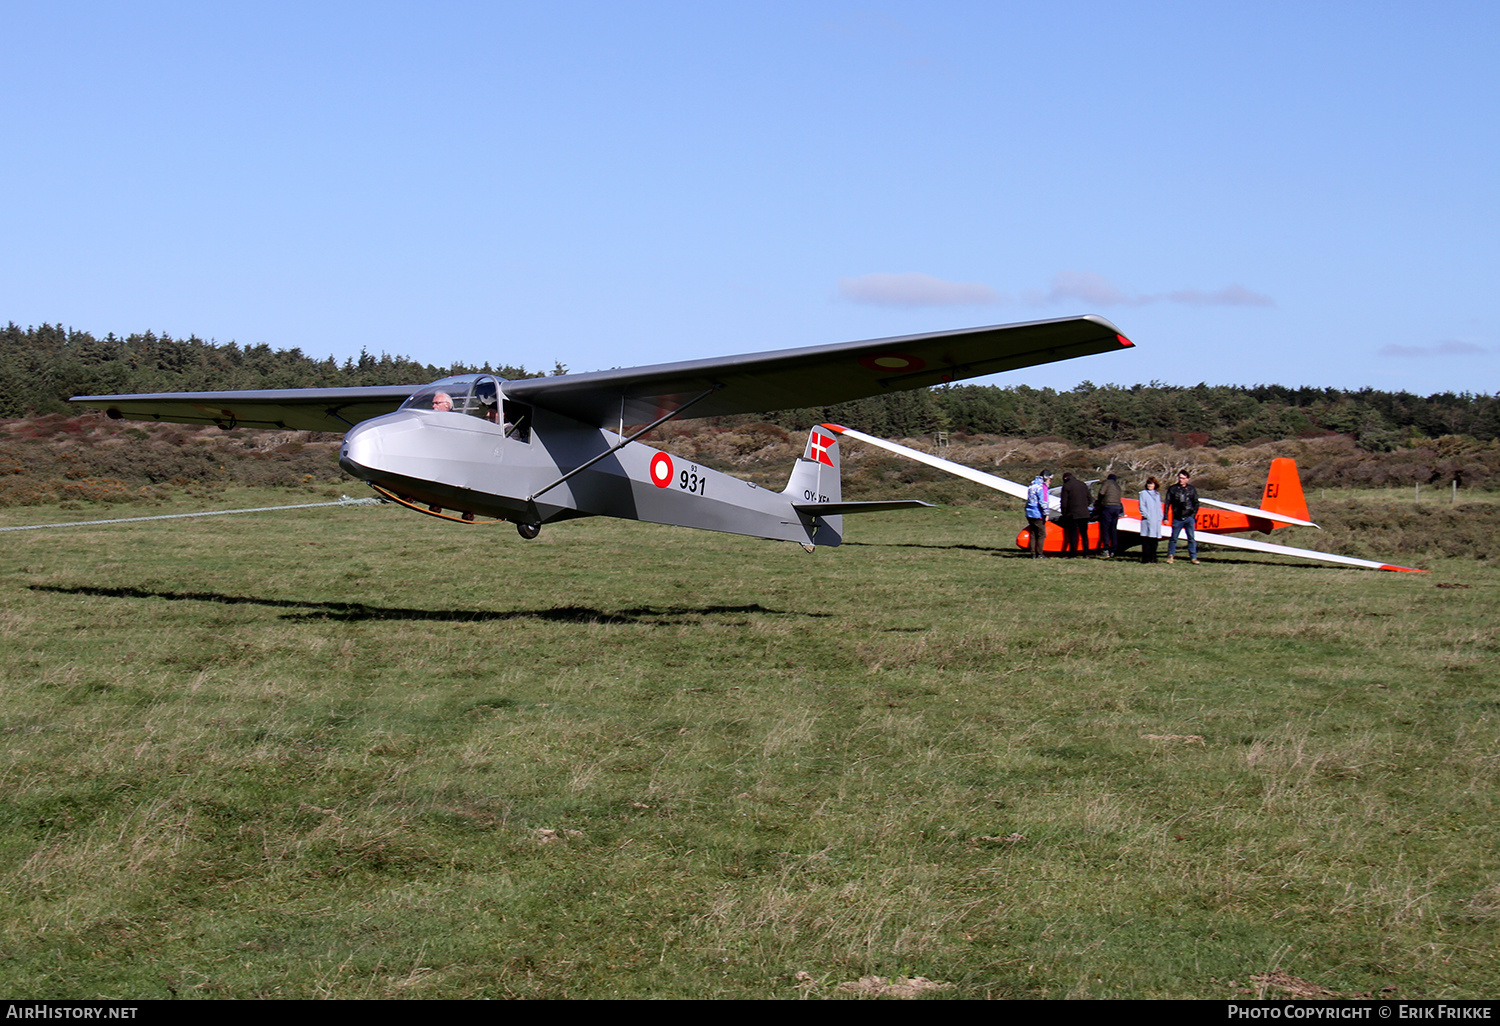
[6,321,1497,451]
[0,322,541,420]
[761,380,1500,451]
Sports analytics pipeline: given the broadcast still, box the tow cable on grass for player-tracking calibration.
[0,495,385,532]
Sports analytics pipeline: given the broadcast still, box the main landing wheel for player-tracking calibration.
[516,522,541,540]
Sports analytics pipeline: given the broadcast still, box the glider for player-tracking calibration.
[72,315,1133,548]
[821,423,1425,572]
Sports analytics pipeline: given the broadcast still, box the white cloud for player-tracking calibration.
[1029,270,1143,307]
[838,272,1000,307]
[1166,284,1275,307]
[1027,271,1274,308]
[1378,340,1488,357]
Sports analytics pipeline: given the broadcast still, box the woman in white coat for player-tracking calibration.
[1137,476,1164,563]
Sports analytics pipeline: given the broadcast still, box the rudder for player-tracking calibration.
[783,428,844,546]
[1261,458,1310,525]
[783,427,842,506]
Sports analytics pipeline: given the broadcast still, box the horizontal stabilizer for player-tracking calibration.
[1199,496,1318,528]
[793,500,934,516]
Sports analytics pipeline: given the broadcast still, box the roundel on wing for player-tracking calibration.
[649,451,674,488]
[858,352,927,373]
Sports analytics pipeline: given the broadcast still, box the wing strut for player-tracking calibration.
[526,385,722,503]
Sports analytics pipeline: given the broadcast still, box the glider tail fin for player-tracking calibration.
[1261,457,1311,526]
[782,427,843,505]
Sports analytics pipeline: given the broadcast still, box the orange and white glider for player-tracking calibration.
[821,423,1424,572]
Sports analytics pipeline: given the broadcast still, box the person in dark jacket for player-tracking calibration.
[1093,473,1124,557]
[1059,472,1092,557]
[1165,469,1200,564]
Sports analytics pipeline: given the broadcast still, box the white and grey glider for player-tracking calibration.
[73,316,1133,547]
[822,423,1424,572]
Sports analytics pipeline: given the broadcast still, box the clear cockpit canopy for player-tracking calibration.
[401,374,502,422]
[400,373,532,441]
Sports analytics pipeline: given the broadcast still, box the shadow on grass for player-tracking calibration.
[842,541,1014,554]
[29,584,829,625]
[847,541,1340,568]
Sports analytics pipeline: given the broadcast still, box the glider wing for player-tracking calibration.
[72,315,1131,432]
[70,384,423,432]
[819,422,1042,505]
[503,316,1131,427]
[1181,527,1424,572]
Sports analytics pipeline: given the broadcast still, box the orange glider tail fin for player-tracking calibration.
[1261,458,1311,526]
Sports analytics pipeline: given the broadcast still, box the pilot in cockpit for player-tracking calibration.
[431,391,453,412]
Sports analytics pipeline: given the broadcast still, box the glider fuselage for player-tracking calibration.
[336,375,850,544]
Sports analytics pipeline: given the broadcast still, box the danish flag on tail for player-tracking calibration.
[782,427,843,513]
[807,430,837,466]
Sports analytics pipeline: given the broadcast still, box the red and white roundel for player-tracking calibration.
[649,451,674,488]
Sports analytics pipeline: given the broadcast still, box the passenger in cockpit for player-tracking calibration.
[432,392,453,411]
[474,380,501,423]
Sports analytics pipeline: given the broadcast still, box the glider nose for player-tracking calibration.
[339,420,380,481]
[340,415,422,483]
[337,410,449,489]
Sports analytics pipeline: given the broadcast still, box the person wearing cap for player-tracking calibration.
[1093,473,1124,558]
[1024,470,1052,558]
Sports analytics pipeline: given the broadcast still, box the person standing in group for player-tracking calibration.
[1024,470,1052,558]
[1166,469,1200,564]
[1093,473,1124,558]
[1059,471,1092,557]
[1137,476,1164,563]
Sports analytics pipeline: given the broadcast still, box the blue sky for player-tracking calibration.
[4,1,1497,395]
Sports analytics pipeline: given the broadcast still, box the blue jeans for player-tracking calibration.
[1168,518,1196,560]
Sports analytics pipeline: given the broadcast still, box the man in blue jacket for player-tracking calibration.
[1024,470,1052,558]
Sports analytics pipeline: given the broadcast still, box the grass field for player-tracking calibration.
[1309,486,1500,507]
[2,491,1497,999]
